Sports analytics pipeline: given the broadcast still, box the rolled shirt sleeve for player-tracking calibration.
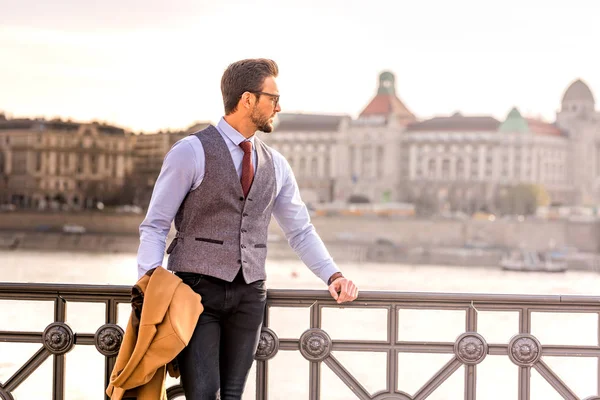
[136,139,198,278]
[271,152,340,285]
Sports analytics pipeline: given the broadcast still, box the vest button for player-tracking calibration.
[237,259,241,264]
[243,213,249,217]
[239,196,244,201]
[241,229,247,233]
[241,244,246,249]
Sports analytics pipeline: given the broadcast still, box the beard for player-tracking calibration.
[250,106,274,133]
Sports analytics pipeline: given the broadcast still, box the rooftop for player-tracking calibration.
[275,113,346,132]
[358,71,416,125]
[405,113,500,132]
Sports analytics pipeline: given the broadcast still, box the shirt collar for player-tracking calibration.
[217,117,256,147]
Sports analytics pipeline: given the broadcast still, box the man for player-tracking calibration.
[137,58,358,399]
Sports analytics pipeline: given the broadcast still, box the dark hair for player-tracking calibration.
[221,58,279,115]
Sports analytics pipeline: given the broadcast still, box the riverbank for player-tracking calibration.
[1,211,600,253]
[2,230,598,272]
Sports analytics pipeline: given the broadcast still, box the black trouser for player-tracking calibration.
[175,270,266,400]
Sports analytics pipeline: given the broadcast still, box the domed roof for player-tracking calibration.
[562,79,595,104]
[499,107,529,134]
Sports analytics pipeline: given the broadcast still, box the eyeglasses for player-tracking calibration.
[252,91,280,108]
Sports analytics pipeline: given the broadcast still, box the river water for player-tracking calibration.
[1,250,599,399]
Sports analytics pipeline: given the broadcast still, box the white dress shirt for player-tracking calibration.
[137,117,340,284]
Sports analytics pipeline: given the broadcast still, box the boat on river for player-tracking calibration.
[500,249,567,273]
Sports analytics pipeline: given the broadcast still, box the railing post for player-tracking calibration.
[309,362,320,400]
[256,360,268,400]
[465,304,478,400]
[309,302,321,400]
[53,296,67,400]
[388,304,398,393]
[104,299,119,399]
[256,306,270,400]
[518,367,530,400]
[518,308,531,400]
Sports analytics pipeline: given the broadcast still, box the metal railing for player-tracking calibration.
[1,283,600,399]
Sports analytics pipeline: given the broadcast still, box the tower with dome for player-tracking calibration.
[556,79,600,205]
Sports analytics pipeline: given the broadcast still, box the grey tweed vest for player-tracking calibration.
[165,125,276,283]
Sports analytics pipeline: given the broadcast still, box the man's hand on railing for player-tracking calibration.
[328,276,359,304]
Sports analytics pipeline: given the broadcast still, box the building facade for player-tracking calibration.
[263,72,597,213]
[132,121,210,206]
[397,110,570,214]
[0,114,134,209]
[1,73,597,213]
[260,113,345,204]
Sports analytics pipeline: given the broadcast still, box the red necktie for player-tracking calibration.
[239,141,254,197]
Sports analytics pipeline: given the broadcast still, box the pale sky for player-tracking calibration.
[1,0,599,132]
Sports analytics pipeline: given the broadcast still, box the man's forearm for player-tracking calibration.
[285,226,341,284]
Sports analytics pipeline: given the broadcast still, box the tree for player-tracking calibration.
[347,194,370,204]
[497,184,550,215]
[102,175,140,206]
[414,192,439,217]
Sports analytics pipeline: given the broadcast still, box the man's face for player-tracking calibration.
[250,76,281,133]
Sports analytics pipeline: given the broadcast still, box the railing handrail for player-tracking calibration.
[0,282,131,296]
[2,282,600,305]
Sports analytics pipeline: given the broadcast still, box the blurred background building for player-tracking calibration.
[0,72,598,215]
[267,71,598,216]
[0,115,134,210]
[132,121,210,206]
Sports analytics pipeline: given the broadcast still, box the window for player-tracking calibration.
[442,159,450,180]
[456,159,464,180]
[112,155,117,178]
[311,157,318,176]
[377,146,384,177]
[362,146,372,177]
[428,159,436,179]
[485,155,494,177]
[77,155,83,174]
[35,152,42,172]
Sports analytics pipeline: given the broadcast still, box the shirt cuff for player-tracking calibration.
[316,263,341,286]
